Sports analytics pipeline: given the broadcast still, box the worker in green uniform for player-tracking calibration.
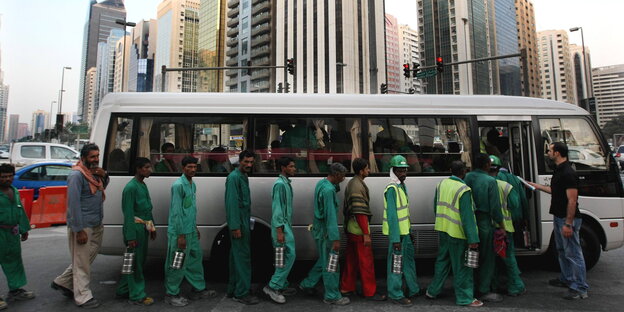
[464,153,504,302]
[426,161,483,307]
[383,155,421,307]
[489,155,526,297]
[115,158,157,306]
[496,161,530,234]
[299,163,350,305]
[0,164,35,310]
[164,156,216,307]
[225,150,260,305]
[263,156,298,304]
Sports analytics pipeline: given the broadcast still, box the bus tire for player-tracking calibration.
[580,222,601,271]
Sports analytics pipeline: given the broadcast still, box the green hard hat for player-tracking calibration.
[390,155,409,168]
[489,155,502,166]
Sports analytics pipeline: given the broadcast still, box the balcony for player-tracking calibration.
[251,23,270,37]
[251,69,270,80]
[252,12,270,26]
[226,58,238,66]
[226,48,239,57]
[251,1,270,15]
[226,38,238,47]
[226,78,239,87]
[250,46,270,58]
[251,34,270,48]
[227,7,239,18]
[252,0,266,5]
[226,69,239,77]
[227,27,239,37]
[227,17,239,28]
[227,0,239,9]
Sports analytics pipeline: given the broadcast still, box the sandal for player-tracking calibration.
[466,299,484,307]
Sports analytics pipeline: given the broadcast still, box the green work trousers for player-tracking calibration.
[268,228,295,290]
[493,232,525,295]
[164,232,206,296]
[116,226,149,301]
[300,237,341,301]
[387,234,420,300]
[227,227,251,298]
[0,230,27,291]
[476,213,496,294]
[427,232,475,305]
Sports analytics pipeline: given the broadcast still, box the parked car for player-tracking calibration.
[567,146,606,169]
[9,142,79,167]
[0,144,9,159]
[616,145,624,171]
[13,162,72,199]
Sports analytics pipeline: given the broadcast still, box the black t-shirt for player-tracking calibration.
[549,161,581,218]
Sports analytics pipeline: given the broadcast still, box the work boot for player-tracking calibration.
[188,288,217,300]
[323,297,350,305]
[232,294,260,305]
[263,286,286,304]
[164,295,189,307]
[6,289,35,301]
[0,298,7,310]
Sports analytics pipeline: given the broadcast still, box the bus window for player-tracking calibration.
[253,117,360,174]
[105,117,133,173]
[133,115,247,174]
[369,117,472,173]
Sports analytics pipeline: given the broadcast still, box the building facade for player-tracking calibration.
[398,23,421,94]
[570,44,594,108]
[0,78,7,143]
[17,123,29,140]
[537,30,576,104]
[128,20,157,92]
[7,114,18,142]
[154,0,201,92]
[31,110,48,136]
[78,0,126,122]
[92,29,126,125]
[592,64,624,128]
[515,0,540,97]
[198,0,226,92]
[385,14,401,93]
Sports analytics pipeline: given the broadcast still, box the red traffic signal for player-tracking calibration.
[436,57,444,73]
[403,63,411,78]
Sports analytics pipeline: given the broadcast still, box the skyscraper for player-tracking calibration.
[7,114,19,143]
[385,14,402,93]
[537,30,576,105]
[0,16,8,143]
[31,110,48,136]
[78,0,126,122]
[570,44,593,107]
[399,23,421,94]
[592,64,624,128]
[515,0,541,97]
[198,0,226,92]
[92,29,126,125]
[154,0,201,92]
[128,20,157,92]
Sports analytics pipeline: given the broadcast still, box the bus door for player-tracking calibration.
[477,117,538,251]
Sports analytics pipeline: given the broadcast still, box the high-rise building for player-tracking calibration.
[537,30,576,104]
[78,0,126,122]
[7,114,18,142]
[224,0,274,93]
[570,44,593,107]
[0,77,7,143]
[31,110,48,136]
[273,0,386,94]
[154,0,201,92]
[17,123,29,140]
[592,64,624,128]
[85,67,98,124]
[515,0,541,97]
[398,23,421,94]
[113,34,132,92]
[418,0,520,95]
[128,20,157,92]
[197,0,226,92]
[385,14,402,93]
[93,29,126,125]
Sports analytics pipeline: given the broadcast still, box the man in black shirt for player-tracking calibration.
[528,142,589,300]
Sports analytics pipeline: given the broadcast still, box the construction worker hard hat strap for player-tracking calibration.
[390,155,409,168]
[489,155,502,167]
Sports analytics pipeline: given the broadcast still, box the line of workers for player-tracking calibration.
[0,150,528,309]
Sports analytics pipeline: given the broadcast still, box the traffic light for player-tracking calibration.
[380,83,388,94]
[408,87,415,94]
[403,63,411,78]
[285,82,291,93]
[436,57,444,73]
[412,63,420,75]
[286,58,295,75]
[277,82,283,93]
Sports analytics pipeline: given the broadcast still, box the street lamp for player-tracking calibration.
[116,19,136,92]
[57,66,71,132]
[336,63,347,93]
[569,26,591,111]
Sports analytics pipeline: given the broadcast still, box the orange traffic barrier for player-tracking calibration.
[18,188,35,220]
[29,186,67,229]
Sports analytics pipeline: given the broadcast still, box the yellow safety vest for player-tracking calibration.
[382,183,410,236]
[496,180,515,233]
[434,178,474,240]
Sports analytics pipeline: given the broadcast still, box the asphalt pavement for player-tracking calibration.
[1,226,623,311]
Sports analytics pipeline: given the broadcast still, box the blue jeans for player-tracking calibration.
[553,217,589,293]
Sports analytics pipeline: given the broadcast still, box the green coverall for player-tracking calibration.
[493,179,526,295]
[165,175,206,296]
[0,187,30,291]
[116,178,154,301]
[464,169,502,294]
[300,178,342,301]
[497,169,529,222]
[225,168,252,298]
[268,175,295,290]
[385,184,420,300]
[427,176,480,305]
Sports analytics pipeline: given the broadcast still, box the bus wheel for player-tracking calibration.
[580,222,601,271]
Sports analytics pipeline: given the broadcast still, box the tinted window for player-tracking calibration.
[21,146,45,159]
[540,118,606,172]
[42,165,71,181]
[21,166,43,181]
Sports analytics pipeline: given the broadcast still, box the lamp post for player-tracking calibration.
[116,19,136,92]
[461,17,471,94]
[336,63,347,93]
[569,27,591,110]
[57,66,71,132]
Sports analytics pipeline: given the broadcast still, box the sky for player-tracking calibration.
[0,0,623,125]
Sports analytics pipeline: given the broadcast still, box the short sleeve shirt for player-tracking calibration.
[549,161,580,218]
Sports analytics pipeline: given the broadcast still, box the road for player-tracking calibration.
[1,226,623,311]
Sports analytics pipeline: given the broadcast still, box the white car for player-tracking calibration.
[9,142,79,167]
[568,146,606,169]
[0,150,8,159]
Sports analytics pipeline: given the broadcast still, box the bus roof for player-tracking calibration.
[97,92,588,116]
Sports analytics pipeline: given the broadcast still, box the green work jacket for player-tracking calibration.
[225,168,251,231]
[0,186,30,234]
[168,175,197,236]
[122,178,154,241]
[497,169,529,221]
[312,178,340,241]
[464,169,503,224]
[433,176,479,244]
[271,174,293,236]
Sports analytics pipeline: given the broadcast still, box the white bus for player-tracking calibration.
[93,93,624,271]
